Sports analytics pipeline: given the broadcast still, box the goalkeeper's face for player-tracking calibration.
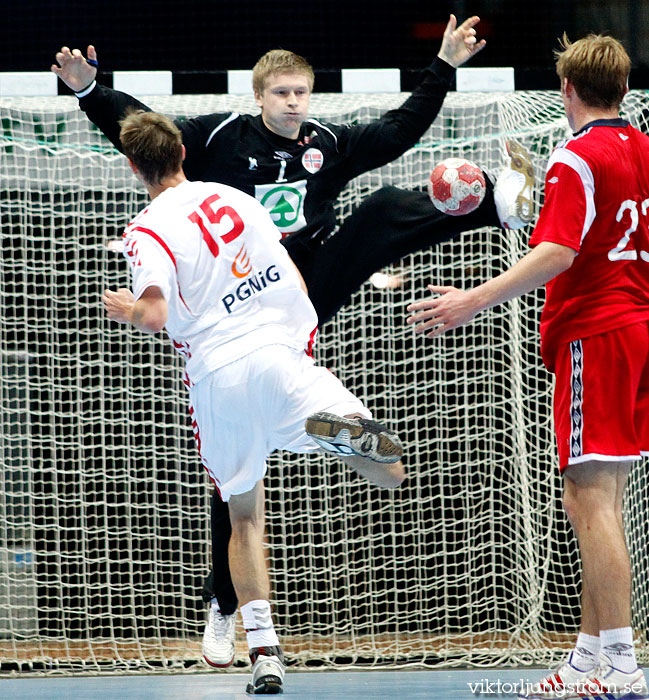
[255,72,312,140]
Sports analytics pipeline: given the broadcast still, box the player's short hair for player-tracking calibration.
[555,33,630,109]
[119,110,183,186]
[252,49,314,94]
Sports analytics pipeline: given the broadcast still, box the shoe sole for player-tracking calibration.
[246,675,283,694]
[506,140,535,224]
[305,412,403,463]
[203,653,234,668]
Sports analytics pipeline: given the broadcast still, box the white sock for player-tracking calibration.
[240,599,280,650]
[600,627,637,673]
[210,597,221,613]
[571,632,600,671]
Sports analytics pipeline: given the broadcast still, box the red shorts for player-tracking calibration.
[552,322,649,471]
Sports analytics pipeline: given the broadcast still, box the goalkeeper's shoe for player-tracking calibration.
[246,646,285,695]
[305,412,403,463]
[518,652,649,699]
[494,140,536,230]
[202,603,236,668]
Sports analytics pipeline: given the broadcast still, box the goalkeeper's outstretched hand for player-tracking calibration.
[437,15,486,68]
[51,45,98,93]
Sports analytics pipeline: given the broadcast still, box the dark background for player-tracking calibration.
[1,0,648,89]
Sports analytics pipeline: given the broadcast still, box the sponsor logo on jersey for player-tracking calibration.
[232,244,252,278]
[248,157,258,170]
[548,176,559,184]
[221,265,281,313]
[619,133,629,141]
[302,148,323,173]
[255,180,307,237]
[274,151,293,160]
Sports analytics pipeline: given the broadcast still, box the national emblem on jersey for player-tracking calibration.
[302,148,324,174]
[254,180,307,238]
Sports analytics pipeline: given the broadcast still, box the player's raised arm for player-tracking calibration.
[437,14,486,68]
[51,44,153,152]
[334,14,487,176]
[51,45,98,93]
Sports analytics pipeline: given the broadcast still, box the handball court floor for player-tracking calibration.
[1,667,537,699]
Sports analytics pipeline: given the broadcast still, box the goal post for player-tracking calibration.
[1,88,648,673]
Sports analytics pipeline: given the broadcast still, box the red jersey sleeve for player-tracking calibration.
[529,148,595,252]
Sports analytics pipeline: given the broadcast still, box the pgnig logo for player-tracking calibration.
[221,265,281,313]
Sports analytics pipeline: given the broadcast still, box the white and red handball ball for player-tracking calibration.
[428,157,486,216]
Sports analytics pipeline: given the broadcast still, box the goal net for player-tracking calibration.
[1,88,648,674]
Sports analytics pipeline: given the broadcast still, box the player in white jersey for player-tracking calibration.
[103,109,405,695]
[407,34,649,700]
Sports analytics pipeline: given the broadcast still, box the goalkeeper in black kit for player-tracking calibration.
[53,14,535,673]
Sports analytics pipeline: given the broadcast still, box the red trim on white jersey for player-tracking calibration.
[305,326,318,357]
[188,404,222,497]
[131,225,192,313]
[131,226,177,268]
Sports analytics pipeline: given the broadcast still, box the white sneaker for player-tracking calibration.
[202,603,236,668]
[518,651,596,698]
[305,412,403,463]
[494,140,536,230]
[580,658,649,699]
[519,653,649,699]
[246,645,285,695]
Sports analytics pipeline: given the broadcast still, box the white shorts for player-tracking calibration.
[188,344,371,501]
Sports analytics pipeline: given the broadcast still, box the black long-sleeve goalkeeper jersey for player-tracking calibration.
[79,58,454,247]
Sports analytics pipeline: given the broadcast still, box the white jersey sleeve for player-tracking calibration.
[123,224,176,302]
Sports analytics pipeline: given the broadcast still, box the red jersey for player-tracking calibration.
[529,119,649,370]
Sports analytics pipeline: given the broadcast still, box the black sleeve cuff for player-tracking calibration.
[427,56,457,83]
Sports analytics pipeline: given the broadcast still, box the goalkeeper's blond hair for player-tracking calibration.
[252,50,314,95]
[555,33,630,109]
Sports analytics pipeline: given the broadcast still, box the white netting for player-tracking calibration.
[1,89,648,675]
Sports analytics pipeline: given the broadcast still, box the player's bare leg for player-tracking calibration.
[580,583,599,637]
[519,460,648,699]
[340,453,405,488]
[229,483,269,605]
[305,412,405,487]
[563,461,632,630]
[229,482,285,695]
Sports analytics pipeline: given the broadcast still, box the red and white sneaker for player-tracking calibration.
[580,659,649,700]
[519,653,649,699]
[518,651,595,699]
[202,603,236,668]
[246,645,285,695]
